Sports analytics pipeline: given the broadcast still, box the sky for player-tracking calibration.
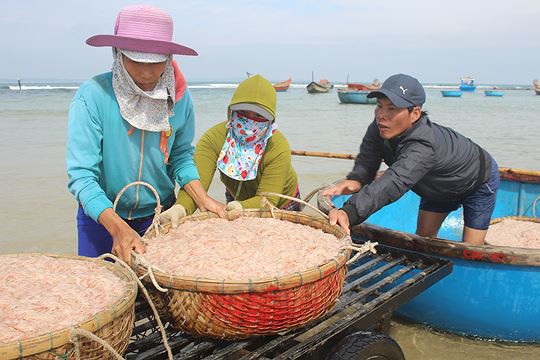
[1,0,539,84]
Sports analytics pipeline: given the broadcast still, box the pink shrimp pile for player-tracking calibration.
[143,217,349,280]
[0,255,128,344]
[485,219,540,249]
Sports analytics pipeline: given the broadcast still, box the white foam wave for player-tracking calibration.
[9,85,79,90]
[188,83,239,89]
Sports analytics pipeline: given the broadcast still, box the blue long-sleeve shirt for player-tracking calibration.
[66,72,199,222]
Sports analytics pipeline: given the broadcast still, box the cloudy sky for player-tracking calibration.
[1,0,539,84]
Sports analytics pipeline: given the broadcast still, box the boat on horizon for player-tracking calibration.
[272,77,292,92]
[306,72,333,94]
[441,90,462,97]
[317,167,540,342]
[459,77,477,92]
[307,81,332,93]
[347,78,381,91]
[485,89,504,97]
[337,89,376,104]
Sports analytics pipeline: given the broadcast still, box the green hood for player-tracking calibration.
[228,74,277,121]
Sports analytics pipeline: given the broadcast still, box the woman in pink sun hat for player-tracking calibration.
[67,5,226,265]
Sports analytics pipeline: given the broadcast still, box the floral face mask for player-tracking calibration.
[216,111,276,181]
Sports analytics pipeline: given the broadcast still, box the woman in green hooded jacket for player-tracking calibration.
[159,74,300,227]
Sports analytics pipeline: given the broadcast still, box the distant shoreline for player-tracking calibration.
[0,82,534,91]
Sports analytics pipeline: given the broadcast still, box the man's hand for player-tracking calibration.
[322,179,361,197]
[328,208,351,235]
[159,204,187,229]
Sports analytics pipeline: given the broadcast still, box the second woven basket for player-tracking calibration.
[134,209,352,340]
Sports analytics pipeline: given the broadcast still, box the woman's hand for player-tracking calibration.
[183,179,226,218]
[226,201,243,211]
[159,204,187,229]
[99,208,146,265]
[111,227,146,265]
[322,179,362,197]
[328,208,351,235]
[200,196,227,218]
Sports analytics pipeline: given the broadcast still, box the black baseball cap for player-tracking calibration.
[367,74,426,108]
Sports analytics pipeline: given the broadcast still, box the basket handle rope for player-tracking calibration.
[113,181,163,237]
[260,191,329,219]
[98,253,173,360]
[112,181,169,293]
[259,192,377,265]
[69,328,124,360]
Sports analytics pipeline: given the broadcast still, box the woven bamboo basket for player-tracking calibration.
[134,209,356,340]
[490,216,539,226]
[486,216,539,248]
[0,254,137,360]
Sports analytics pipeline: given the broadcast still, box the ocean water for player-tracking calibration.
[1,80,539,359]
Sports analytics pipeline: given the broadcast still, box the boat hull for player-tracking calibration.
[441,90,462,97]
[317,169,540,341]
[337,90,376,104]
[273,78,292,92]
[307,81,331,94]
[485,90,504,97]
[459,84,476,92]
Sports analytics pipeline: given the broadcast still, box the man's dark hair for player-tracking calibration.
[407,106,428,117]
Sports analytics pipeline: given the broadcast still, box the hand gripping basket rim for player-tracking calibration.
[133,208,352,294]
[0,253,138,359]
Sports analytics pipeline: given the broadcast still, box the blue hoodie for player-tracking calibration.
[66,72,199,222]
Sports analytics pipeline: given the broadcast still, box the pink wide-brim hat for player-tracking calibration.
[86,5,197,56]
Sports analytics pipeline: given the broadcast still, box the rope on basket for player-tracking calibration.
[69,328,124,360]
[301,184,327,207]
[132,252,169,293]
[113,181,163,237]
[533,195,540,218]
[260,191,329,219]
[259,192,378,264]
[340,237,378,265]
[112,181,169,292]
[98,253,173,360]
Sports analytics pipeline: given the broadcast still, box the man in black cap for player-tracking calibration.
[324,74,499,245]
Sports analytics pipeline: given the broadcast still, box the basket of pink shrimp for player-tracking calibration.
[0,253,137,359]
[127,182,376,340]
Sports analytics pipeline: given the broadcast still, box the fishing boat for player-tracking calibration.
[306,72,333,94]
[485,90,504,97]
[347,79,381,91]
[533,79,540,95]
[441,90,462,97]
[337,89,377,104]
[307,80,332,94]
[317,168,540,342]
[459,77,477,92]
[273,77,292,92]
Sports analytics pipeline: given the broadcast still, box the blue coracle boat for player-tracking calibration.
[441,90,462,97]
[485,90,505,97]
[337,89,377,104]
[459,77,477,92]
[318,168,540,341]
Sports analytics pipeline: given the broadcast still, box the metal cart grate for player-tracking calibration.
[126,243,452,360]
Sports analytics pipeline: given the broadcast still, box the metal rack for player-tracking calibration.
[126,243,452,359]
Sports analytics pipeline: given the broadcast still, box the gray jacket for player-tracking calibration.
[342,115,492,225]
